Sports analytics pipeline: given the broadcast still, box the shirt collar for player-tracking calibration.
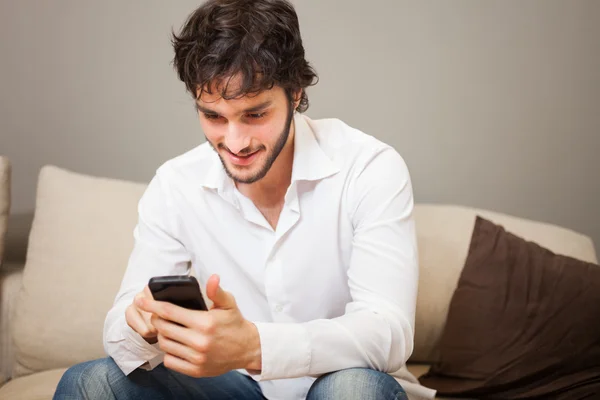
[202,152,227,191]
[290,113,340,183]
[200,113,340,192]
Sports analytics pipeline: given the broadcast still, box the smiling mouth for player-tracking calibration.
[226,149,261,166]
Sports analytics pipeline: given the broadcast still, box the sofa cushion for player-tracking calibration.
[11,166,147,377]
[419,217,600,398]
[405,364,474,400]
[410,204,598,363]
[0,156,10,266]
[0,264,24,386]
[0,368,66,400]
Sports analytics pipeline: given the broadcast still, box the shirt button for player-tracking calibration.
[274,304,283,312]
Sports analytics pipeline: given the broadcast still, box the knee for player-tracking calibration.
[307,368,407,400]
[55,358,120,398]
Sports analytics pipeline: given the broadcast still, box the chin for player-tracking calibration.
[225,165,264,184]
[222,152,270,183]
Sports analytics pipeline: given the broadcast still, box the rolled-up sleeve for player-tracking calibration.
[250,147,418,380]
[103,167,192,375]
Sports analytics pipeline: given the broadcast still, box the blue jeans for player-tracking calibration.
[54,357,407,400]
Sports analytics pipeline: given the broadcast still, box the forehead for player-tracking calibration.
[196,74,284,108]
[197,89,281,112]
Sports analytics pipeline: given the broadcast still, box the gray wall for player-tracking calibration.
[1,0,599,261]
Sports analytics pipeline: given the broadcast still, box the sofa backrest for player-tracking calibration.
[11,166,147,377]
[0,156,10,266]
[410,204,598,363]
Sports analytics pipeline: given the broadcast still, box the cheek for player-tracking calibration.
[254,126,277,144]
[199,120,224,144]
[204,131,220,144]
[256,117,287,144]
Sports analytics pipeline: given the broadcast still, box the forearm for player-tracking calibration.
[250,307,413,381]
[101,168,192,374]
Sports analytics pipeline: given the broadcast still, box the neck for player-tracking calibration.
[236,123,295,205]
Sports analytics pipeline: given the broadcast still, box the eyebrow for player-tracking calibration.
[195,100,273,115]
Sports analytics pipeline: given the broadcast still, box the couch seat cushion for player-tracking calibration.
[406,364,473,400]
[0,368,66,400]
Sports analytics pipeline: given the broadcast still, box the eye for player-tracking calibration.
[247,112,267,119]
[203,113,220,120]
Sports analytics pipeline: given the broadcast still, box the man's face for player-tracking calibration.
[196,83,295,185]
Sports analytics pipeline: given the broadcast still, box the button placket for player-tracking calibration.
[264,255,287,319]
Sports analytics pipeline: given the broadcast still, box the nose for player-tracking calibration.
[223,122,251,154]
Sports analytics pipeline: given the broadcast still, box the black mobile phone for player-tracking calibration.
[148,275,208,311]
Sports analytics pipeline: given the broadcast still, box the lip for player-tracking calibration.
[227,150,260,166]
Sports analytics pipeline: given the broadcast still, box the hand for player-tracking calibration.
[136,274,262,377]
[125,286,158,344]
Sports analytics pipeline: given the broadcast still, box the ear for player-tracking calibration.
[292,89,303,111]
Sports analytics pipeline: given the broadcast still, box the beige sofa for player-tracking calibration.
[0,161,597,400]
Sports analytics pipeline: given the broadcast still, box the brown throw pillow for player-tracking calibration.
[419,216,600,399]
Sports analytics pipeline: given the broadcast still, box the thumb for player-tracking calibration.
[206,274,236,310]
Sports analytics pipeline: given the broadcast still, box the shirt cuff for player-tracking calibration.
[124,323,163,357]
[248,322,311,381]
[138,353,165,371]
[109,323,164,375]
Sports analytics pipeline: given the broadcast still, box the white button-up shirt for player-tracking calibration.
[103,113,436,400]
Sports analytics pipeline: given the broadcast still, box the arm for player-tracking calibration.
[252,147,418,380]
[103,168,192,375]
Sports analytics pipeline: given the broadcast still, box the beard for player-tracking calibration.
[209,100,295,184]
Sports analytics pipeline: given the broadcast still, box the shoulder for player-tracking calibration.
[304,115,409,180]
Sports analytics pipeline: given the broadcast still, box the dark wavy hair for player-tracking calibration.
[171,0,318,113]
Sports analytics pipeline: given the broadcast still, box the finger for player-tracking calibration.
[140,295,205,328]
[133,292,158,332]
[143,285,153,300]
[141,310,157,334]
[157,333,205,366]
[136,292,161,314]
[206,274,236,310]
[163,353,206,378]
[152,316,198,347]
[126,305,155,338]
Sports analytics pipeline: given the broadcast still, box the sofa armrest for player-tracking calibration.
[0,262,24,386]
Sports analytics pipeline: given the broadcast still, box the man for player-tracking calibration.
[54,0,435,399]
